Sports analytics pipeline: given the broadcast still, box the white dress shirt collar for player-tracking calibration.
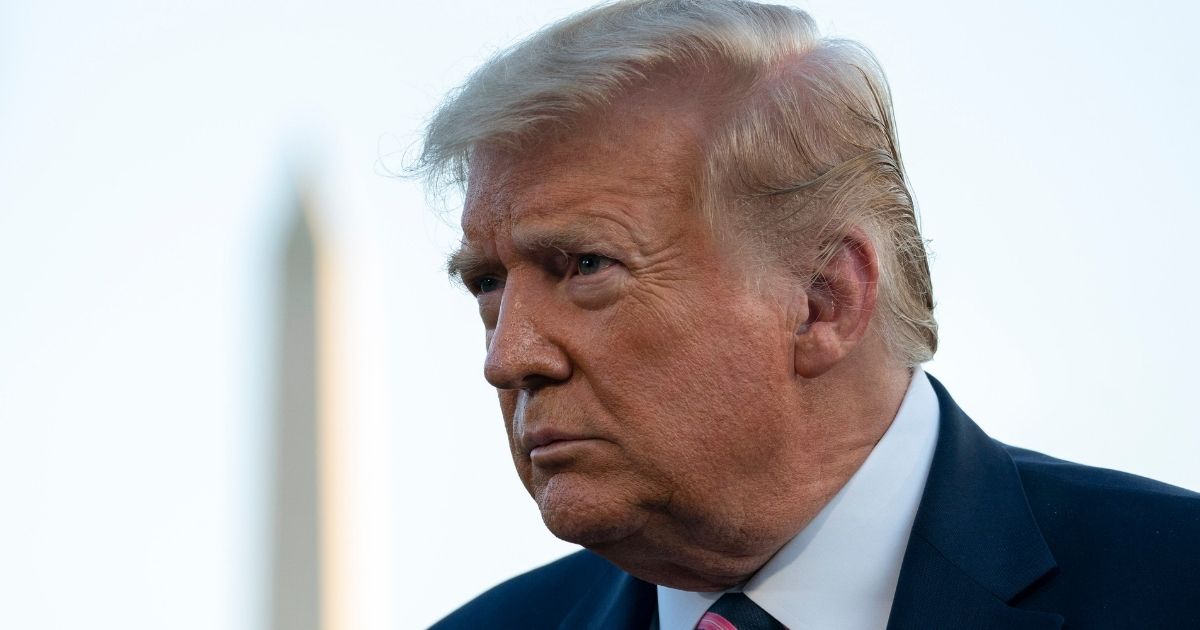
[656,368,940,630]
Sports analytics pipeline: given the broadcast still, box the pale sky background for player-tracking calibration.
[1,1,1197,629]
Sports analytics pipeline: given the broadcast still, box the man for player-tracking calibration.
[415,1,1200,628]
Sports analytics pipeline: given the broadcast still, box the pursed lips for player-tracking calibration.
[513,396,607,459]
[520,427,597,457]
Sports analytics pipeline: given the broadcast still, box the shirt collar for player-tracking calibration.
[656,368,940,630]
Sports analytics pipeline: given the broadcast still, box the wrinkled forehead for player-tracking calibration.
[459,91,713,242]
[460,149,517,239]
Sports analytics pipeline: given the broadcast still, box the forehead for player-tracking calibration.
[460,95,708,242]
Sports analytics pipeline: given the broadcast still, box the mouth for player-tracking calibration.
[522,428,600,463]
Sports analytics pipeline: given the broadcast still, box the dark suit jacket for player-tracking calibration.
[432,376,1200,629]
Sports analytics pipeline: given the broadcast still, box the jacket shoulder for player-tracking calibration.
[1007,444,1200,525]
[429,549,620,630]
[1004,445,1200,624]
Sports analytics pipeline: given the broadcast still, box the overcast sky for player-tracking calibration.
[1,1,1197,628]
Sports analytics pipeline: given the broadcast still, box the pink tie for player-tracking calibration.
[696,611,740,630]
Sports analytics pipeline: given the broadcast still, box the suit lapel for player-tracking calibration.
[887,375,1063,629]
[559,564,657,630]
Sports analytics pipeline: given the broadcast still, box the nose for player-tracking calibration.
[483,279,571,391]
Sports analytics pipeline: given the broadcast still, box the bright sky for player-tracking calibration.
[1,1,1197,629]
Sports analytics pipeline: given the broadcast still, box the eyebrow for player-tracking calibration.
[446,245,491,285]
[446,221,630,283]
[518,222,626,257]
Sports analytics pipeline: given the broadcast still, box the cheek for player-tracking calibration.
[610,286,786,389]
[585,293,792,460]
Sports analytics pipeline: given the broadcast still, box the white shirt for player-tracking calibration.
[656,369,940,630]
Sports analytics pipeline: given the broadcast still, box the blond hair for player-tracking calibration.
[415,0,937,365]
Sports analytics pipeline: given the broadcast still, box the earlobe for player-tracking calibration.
[792,229,880,378]
[794,320,841,378]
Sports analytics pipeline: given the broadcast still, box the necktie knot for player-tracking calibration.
[695,592,788,630]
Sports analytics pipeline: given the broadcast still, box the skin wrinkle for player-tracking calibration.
[458,83,909,591]
[451,164,683,288]
[421,4,939,366]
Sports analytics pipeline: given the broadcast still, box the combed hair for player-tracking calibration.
[414,0,938,366]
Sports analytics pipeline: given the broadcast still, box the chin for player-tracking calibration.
[534,472,646,547]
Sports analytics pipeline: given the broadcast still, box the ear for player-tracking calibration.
[793,228,880,378]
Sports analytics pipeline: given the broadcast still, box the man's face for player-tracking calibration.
[454,98,820,571]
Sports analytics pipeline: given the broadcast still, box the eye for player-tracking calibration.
[473,276,502,295]
[576,253,615,276]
